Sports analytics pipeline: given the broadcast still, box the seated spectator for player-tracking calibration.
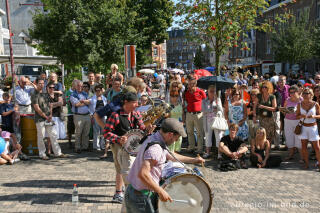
[218,123,248,169]
[250,127,282,168]
[0,130,21,165]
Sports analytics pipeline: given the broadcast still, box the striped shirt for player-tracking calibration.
[103,109,145,144]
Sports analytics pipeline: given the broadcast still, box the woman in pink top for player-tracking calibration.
[283,85,302,162]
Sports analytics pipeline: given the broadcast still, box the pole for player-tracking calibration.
[5,0,15,102]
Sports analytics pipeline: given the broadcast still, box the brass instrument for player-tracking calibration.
[142,101,172,127]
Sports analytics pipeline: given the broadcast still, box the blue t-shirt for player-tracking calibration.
[0,103,14,129]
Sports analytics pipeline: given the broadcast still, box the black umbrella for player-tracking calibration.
[197,76,236,90]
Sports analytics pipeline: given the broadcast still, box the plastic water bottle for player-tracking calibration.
[72,184,79,205]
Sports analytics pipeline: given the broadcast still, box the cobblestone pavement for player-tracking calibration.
[0,141,320,213]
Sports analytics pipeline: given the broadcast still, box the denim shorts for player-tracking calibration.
[125,184,158,213]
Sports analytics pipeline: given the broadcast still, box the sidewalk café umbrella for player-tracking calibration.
[197,76,236,90]
[169,68,184,74]
[138,69,155,74]
[194,69,213,78]
[204,67,215,72]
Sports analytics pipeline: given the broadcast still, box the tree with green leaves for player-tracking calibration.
[30,0,174,72]
[272,13,314,65]
[175,0,292,75]
[193,46,205,68]
[312,25,320,61]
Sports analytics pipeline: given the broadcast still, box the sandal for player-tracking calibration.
[284,156,294,161]
[99,154,108,159]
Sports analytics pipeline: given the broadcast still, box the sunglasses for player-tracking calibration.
[261,86,268,89]
[315,78,320,80]
[234,93,240,96]
[302,92,310,95]
[48,87,55,89]
[82,86,88,88]
[95,89,101,92]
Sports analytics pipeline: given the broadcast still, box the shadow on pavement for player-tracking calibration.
[0,193,113,204]
[2,180,115,189]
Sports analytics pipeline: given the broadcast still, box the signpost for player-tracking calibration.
[124,45,136,79]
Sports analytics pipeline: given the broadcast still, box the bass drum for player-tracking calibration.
[158,174,213,213]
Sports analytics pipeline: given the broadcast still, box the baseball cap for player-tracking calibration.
[161,118,187,137]
[1,131,11,139]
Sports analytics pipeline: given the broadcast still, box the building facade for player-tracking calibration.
[257,0,320,74]
[166,28,210,70]
[151,41,167,70]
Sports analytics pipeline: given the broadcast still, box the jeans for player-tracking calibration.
[125,185,158,213]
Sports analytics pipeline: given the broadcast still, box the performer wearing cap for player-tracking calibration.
[125,118,205,213]
[103,92,153,208]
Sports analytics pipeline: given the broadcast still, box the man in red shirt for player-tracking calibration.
[184,75,206,154]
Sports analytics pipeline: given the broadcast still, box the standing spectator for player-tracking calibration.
[167,81,183,153]
[95,72,103,84]
[313,85,320,135]
[314,74,320,86]
[65,80,77,148]
[70,81,91,153]
[253,81,277,144]
[87,72,97,94]
[49,73,64,96]
[225,89,248,140]
[47,82,66,140]
[283,85,302,161]
[247,89,259,144]
[0,93,14,133]
[202,85,225,159]
[82,82,94,98]
[31,78,66,160]
[296,88,320,171]
[184,75,206,154]
[15,76,35,113]
[39,71,48,92]
[106,64,124,89]
[89,85,107,151]
[107,78,122,103]
[156,71,165,99]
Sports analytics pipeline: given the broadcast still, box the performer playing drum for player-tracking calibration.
[103,92,153,211]
[125,118,205,213]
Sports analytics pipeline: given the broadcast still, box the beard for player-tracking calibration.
[170,90,180,97]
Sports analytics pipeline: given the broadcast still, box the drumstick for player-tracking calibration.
[197,154,205,168]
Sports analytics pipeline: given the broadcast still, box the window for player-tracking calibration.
[267,40,271,54]
[153,47,158,57]
[252,43,256,56]
[317,3,320,19]
[248,44,252,57]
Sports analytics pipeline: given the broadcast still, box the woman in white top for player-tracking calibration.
[296,88,320,171]
[89,85,108,151]
[202,85,225,159]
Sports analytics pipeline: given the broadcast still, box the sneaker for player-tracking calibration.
[57,154,67,158]
[202,153,210,159]
[112,193,123,204]
[41,155,49,160]
[13,158,20,163]
[19,153,30,161]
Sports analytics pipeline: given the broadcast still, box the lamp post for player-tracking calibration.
[5,0,15,102]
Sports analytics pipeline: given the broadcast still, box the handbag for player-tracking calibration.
[211,111,228,131]
[294,103,315,135]
[294,120,303,135]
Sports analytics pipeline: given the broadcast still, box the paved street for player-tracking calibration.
[0,141,320,213]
